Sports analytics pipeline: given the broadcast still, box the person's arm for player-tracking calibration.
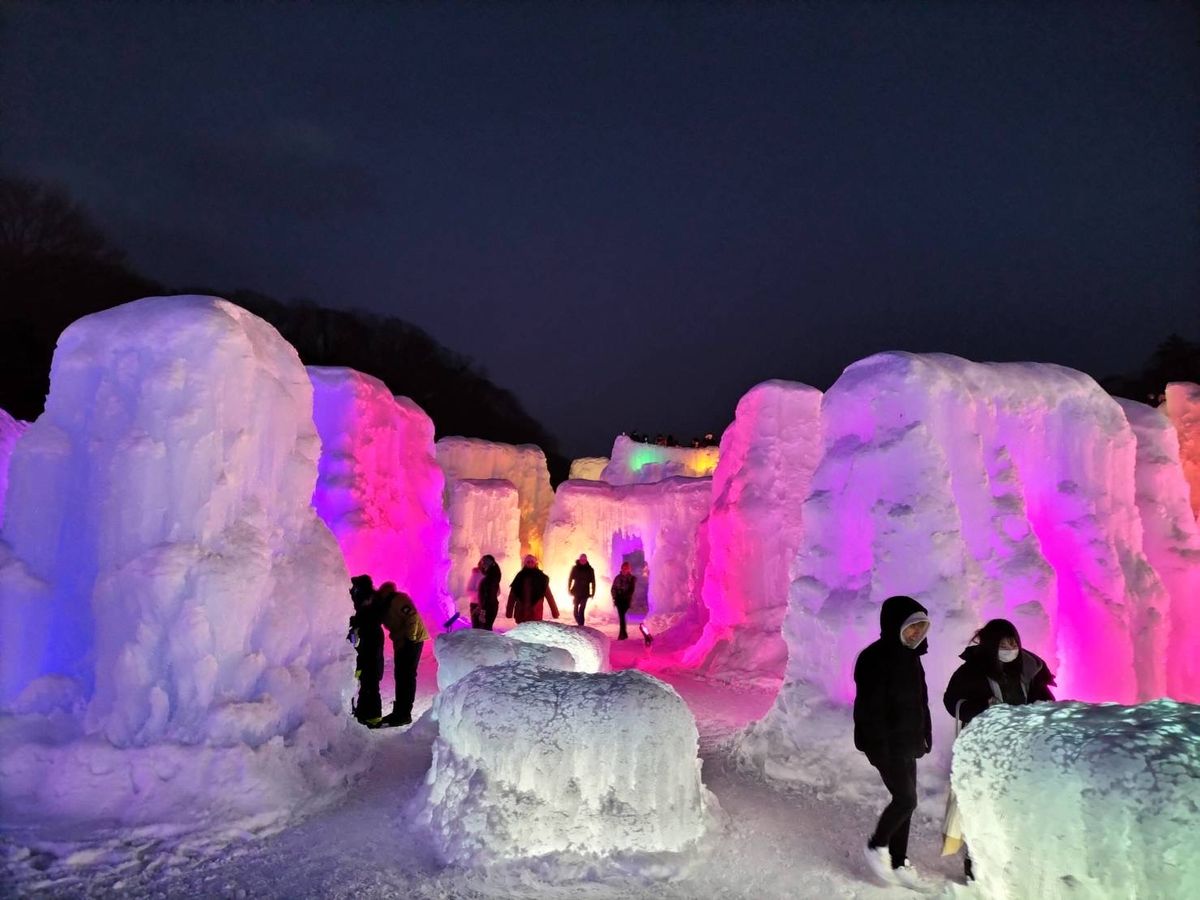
[568,569,577,595]
[545,585,559,618]
[588,570,595,598]
[505,586,515,618]
[943,665,989,726]
[853,650,889,762]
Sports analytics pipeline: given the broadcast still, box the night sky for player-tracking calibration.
[4,2,1197,458]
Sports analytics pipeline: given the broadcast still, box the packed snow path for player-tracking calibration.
[2,638,963,899]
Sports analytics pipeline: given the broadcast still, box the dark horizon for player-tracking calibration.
[4,2,1198,458]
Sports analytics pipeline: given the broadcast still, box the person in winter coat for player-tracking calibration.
[568,553,596,626]
[472,555,502,630]
[506,555,559,623]
[853,595,933,891]
[943,618,1055,881]
[377,581,429,727]
[610,562,637,640]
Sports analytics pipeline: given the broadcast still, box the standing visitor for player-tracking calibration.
[568,553,596,626]
[506,555,559,623]
[378,581,429,728]
[472,554,502,630]
[610,562,637,640]
[348,574,384,724]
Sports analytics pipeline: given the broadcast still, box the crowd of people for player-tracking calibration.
[623,430,719,448]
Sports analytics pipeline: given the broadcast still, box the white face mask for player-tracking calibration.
[998,647,1019,664]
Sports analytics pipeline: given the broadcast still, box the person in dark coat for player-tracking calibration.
[472,555,502,630]
[348,574,385,723]
[378,581,430,727]
[610,562,637,640]
[506,555,559,623]
[853,595,933,890]
[568,553,596,626]
[943,618,1055,881]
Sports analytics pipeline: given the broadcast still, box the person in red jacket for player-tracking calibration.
[506,555,559,623]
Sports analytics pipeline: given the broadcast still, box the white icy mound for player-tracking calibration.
[420,663,710,864]
[433,628,574,690]
[683,380,822,681]
[542,477,711,631]
[436,437,553,558]
[0,296,363,831]
[601,435,719,485]
[508,620,611,672]
[1164,382,1200,522]
[446,478,521,617]
[952,700,1200,900]
[0,408,28,530]
[310,367,452,626]
[568,456,608,480]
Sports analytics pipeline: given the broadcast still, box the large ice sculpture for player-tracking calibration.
[0,408,27,530]
[0,296,363,829]
[682,381,822,680]
[952,700,1199,900]
[601,435,719,485]
[309,367,452,626]
[445,478,521,619]
[420,662,711,864]
[508,620,611,672]
[568,456,608,480]
[433,628,574,690]
[436,437,553,558]
[1164,382,1200,522]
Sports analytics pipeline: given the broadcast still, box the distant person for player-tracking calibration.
[377,581,429,727]
[610,562,637,640]
[943,618,1056,882]
[568,553,596,626]
[472,554,502,630]
[506,555,559,623]
[347,574,384,724]
[853,595,933,891]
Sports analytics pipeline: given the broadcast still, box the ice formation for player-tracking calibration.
[568,456,608,480]
[433,628,574,690]
[1164,381,1200,522]
[601,435,719,485]
[436,437,553,558]
[0,407,27,530]
[445,478,521,618]
[742,353,1190,775]
[541,477,711,631]
[507,620,611,672]
[682,380,822,680]
[951,700,1200,900]
[420,663,711,864]
[0,296,363,830]
[309,366,452,627]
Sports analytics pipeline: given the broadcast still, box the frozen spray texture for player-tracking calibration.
[0,408,27,530]
[508,620,611,672]
[1164,382,1200,522]
[601,435,719,485]
[568,456,609,480]
[445,478,521,618]
[433,628,574,690]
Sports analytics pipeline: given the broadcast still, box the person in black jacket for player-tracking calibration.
[348,574,385,724]
[568,553,596,626]
[853,595,933,890]
[472,555,502,630]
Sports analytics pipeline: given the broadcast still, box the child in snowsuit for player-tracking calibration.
[610,562,636,640]
[348,574,385,723]
[377,581,429,727]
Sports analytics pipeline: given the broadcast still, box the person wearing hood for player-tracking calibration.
[853,595,933,891]
[472,555,502,630]
[943,618,1055,881]
[506,555,560,623]
[568,553,596,626]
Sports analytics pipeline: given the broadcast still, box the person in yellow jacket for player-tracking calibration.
[377,581,429,727]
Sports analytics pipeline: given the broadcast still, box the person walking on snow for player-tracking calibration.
[568,553,596,626]
[853,595,933,891]
[377,581,429,727]
[506,555,559,623]
[610,561,637,640]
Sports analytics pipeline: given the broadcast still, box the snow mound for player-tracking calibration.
[0,407,28,530]
[1164,382,1200,522]
[0,296,364,832]
[310,366,452,626]
[507,620,611,673]
[433,628,574,690]
[601,435,719,485]
[420,663,711,864]
[952,700,1200,900]
[445,478,520,618]
[568,456,609,480]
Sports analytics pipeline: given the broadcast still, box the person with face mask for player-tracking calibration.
[853,595,933,891]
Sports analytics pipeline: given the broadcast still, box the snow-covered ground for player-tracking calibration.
[1,629,966,899]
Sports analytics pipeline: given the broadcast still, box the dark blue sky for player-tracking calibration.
[4,2,1197,457]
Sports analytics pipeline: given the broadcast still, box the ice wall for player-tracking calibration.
[436,437,553,558]
[309,367,452,626]
[445,478,520,617]
[568,456,608,480]
[541,477,711,633]
[952,700,1199,900]
[508,620,611,672]
[0,296,363,829]
[682,381,822,680]
[601,435,719,485]
[1118,399,1200,703]
[0,408,28,530]
[433,628,574,690]
[420,663,710,864]
[1164,382,1200,522]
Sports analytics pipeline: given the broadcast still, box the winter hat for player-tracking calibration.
[899,611,931,649]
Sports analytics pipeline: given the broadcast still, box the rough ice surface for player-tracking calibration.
[568,456,609,480]
[541,477,711,633]
[1118,399,1200,703]
[445,478,521,618]
[419,662,711,864]
[0,407,28,530]
[436,437,553,558]
[682,380,822,681]
[309,366,452,626]
[1164,382,1200,522]
[951,700,1200,900]
[0,296,364,831]
[507,620,611,673]
[601,435,719,485]
[433,628,574,690]
[742,352,1187,775]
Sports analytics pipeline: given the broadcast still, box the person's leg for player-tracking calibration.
[484,602,498,630]
[617,605,628,639]
[392,639,422,722]
[869,755,918,868]
[356,639,382,720]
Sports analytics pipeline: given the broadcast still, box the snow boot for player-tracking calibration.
[894,860,933,893]
[862,844,900,886]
